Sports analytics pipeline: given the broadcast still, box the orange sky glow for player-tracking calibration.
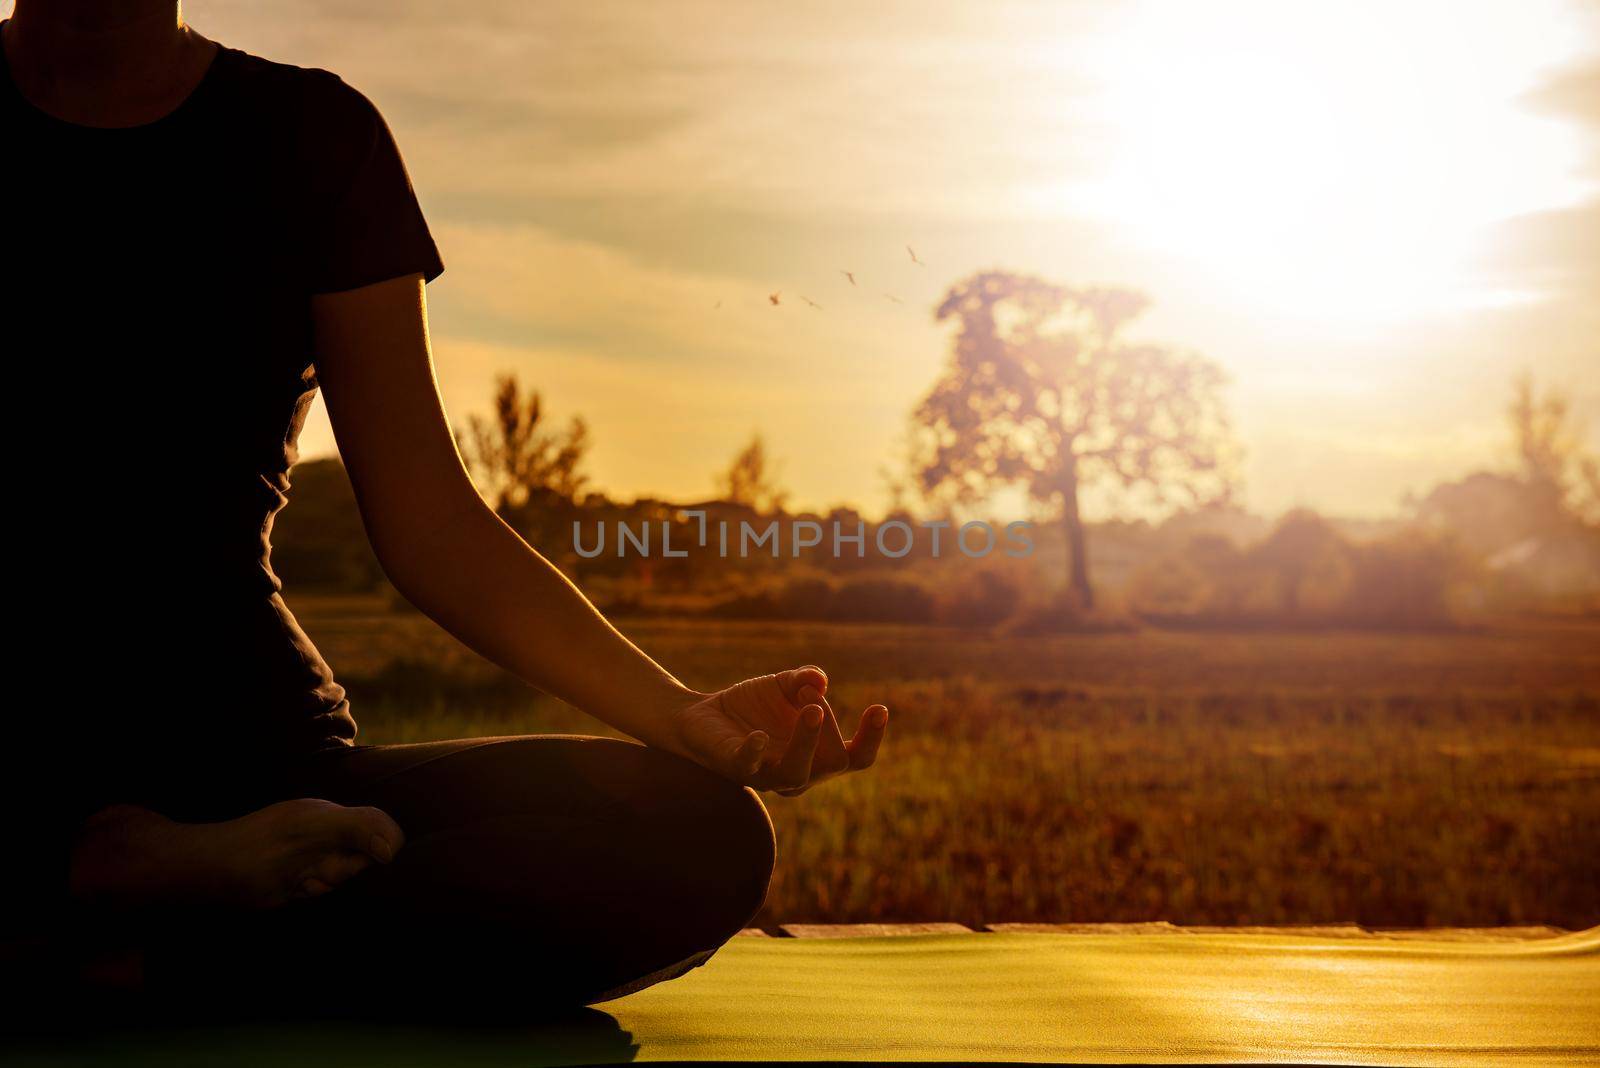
[103,2,1600,517]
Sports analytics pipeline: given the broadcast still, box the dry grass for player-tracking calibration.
[292,596,1600,930]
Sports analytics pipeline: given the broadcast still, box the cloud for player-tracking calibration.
[1478,51,1600,298]
[199,0,1104,220]
[1522,58,1600,148]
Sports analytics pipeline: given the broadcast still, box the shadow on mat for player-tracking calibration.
[3,1002,640,1067]
[0,1001,1378,1068]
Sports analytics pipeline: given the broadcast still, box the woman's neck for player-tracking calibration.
[3,0,218,128]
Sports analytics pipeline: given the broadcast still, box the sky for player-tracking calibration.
[142,2,1600,515]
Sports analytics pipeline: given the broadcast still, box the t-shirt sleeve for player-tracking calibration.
[305,78,444,294]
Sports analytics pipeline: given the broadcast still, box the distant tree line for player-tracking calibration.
[273,272,1598,628]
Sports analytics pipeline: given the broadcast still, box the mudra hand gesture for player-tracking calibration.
[669,667,887,795]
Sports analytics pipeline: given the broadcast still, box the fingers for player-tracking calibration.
[847,704,889,770]
[778,665,829,704]
[707,665,882,794]
[758,702,823,792]
[798,682,850,775]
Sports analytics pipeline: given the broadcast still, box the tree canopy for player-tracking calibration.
[912,270,1237,604]
[718,434,789,514]
[458,373,590,514]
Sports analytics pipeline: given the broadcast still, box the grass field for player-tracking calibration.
[290,595,1600,930]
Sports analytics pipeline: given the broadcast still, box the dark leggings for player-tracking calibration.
[142,736,776,1011]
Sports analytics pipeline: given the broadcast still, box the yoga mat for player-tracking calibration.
[603,928,1600,1064]
[8,928,1597,1065]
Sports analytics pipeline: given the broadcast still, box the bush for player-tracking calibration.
[1124,553,1210,617]
[937,569,1023,627]
[1005,591,1138,635]
[775,576,839,618]
[1342,530,1473,627]
[1128,514,1470,629]
[705,588,785,620]
[706,574,939,623]
[831,577,937,623]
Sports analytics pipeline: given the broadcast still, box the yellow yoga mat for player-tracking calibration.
[603,928,1600,1065]
[8,929,1598,1065]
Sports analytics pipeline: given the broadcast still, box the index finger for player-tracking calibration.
[757,702,823,792]
[778,666,829,703]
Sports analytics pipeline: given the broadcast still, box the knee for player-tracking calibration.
[655,767,776,939]
[712,784,777,925]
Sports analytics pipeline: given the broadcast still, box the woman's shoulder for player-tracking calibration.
[210,45,386,140]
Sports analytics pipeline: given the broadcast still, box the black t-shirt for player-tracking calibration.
[2,33,443,904]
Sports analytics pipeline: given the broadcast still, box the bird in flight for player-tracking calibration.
[801,296,823,310]
[768,292,781,306]
[714,299,722,310]
[883,293,905,305]
[906,245,925,266]
[840,270,857,286]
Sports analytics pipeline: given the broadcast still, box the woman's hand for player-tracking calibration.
[669,666,887,795]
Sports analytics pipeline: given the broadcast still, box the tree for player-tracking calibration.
[1508,374,1599,525]
[458,374,590,515]
[911,271,1236,608]
[1251,509,1349,618]
[717,434,789,514]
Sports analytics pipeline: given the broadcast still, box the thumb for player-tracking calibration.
[678,700,770,781]
[732,730,771,778]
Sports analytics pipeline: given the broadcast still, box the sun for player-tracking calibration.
[1066,0,1594,330]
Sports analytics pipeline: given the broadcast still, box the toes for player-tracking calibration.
[295,876,334,900]
[307,850,378,891]
[284,831,387,904]
[320,804,405,862]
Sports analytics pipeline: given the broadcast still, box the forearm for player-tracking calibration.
[312,277,884,793]
[311,278,696,745]
[377,495,699,748]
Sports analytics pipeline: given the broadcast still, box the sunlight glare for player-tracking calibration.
[1064,0,1594,329]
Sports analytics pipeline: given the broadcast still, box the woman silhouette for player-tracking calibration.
[2,0,886,1010]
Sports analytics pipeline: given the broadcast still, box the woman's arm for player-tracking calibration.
[311,274,885,791]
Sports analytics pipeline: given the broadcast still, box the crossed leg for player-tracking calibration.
[136,736,776,1012]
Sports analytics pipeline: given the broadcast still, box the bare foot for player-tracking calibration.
[69,799,405,910]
